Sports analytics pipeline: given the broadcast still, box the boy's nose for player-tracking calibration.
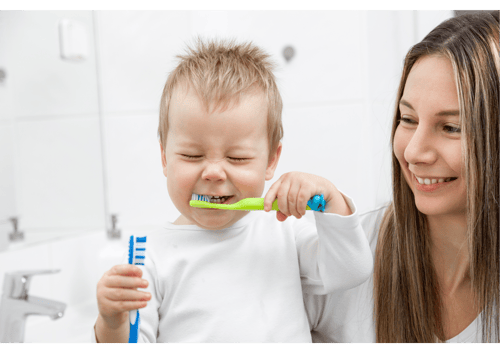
[403,126,438,166]
[202,161,227,182]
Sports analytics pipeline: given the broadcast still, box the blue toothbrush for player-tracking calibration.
[128,235,147,343]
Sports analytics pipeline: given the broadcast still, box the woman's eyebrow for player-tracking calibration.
[400,98,459,117]
[435,109,459,117]
[399,99,414,110]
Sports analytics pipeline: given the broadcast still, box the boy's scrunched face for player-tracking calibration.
[161,85,281,230]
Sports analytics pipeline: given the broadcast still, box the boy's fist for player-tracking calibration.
[263,171,351,221]
[96,264,151,327]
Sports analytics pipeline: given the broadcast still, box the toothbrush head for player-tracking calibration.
[191,194,211,203]
[128,235,147,266]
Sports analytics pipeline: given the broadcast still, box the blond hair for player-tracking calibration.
[374,11,500,342]
[158,38,283,157]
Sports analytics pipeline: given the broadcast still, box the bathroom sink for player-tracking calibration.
[24,300,97,343]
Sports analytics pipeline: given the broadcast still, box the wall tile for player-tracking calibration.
[103,113,179,228]
[0,122,17,227]
[223,11,366,106]
[96,11,191,114]
[4,11,99,118]
[416,11,454,42]
[15,116,105,230]
[268,104,374,212]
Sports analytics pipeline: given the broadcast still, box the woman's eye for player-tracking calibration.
[399,116,416,125]
[443,125,461,134]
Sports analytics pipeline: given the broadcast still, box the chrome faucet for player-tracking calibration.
[0,269,66,343]
[8,217,24,242]
[107,214,121,239]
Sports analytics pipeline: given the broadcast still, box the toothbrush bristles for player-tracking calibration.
[192,194,210,202]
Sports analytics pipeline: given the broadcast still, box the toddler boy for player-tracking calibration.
[93,39,372,342]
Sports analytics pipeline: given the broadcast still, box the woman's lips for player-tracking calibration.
[413,174,457,192]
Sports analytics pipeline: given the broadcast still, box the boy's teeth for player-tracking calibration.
[210,196,230,204]
[192,194,231,204]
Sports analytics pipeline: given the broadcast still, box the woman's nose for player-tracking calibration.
[403,125,438,166]
[201,161,227,181]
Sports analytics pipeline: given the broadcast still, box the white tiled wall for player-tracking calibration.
[16,116,105,230]
[103,112,178,227]
[0,11,454,342]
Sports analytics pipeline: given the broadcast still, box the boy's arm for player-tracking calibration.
[296,194,373,295]
[94,313,129,343]
[264,172,373,294]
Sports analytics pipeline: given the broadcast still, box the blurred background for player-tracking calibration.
[0,10,462,342]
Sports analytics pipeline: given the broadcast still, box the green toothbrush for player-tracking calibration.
[190,194,325,212]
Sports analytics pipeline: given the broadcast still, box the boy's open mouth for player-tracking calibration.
[192,194,234,204]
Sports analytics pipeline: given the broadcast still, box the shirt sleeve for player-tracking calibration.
[295,194,373,295]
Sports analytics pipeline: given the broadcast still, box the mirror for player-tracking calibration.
[0,11,106,250]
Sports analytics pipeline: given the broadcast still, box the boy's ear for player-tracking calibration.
[160,142,168,178]
[265,142,282,181]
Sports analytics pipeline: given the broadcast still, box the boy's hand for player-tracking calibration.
[263,172,352,222]
[95,264,151,342]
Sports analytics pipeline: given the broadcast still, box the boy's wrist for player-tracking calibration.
[324,188,352,216]
[95,313,129,343]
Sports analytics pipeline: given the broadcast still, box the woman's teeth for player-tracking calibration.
[415,176,456,185]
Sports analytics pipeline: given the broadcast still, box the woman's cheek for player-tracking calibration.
[393,127,407,164]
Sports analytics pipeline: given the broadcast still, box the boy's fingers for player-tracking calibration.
[105,287,151,302]
[276,211,288,222]
[264,180,281,212]
[297,185,310,217]
[104,299,148,313]
[287,181,301,219]
[109,264,143,277]
[277,182,291,216]
[106,275,148,289]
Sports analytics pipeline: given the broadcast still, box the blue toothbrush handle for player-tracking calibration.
[129,309,140,343]
[307,194,325,212]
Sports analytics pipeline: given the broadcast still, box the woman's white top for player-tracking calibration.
[304,205,482,343]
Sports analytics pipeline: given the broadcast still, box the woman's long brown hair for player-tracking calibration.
[374,11,500,342]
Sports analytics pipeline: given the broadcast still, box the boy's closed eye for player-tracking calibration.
[180,154,203,160]
[228,157,251,162]
[179,154,251,162]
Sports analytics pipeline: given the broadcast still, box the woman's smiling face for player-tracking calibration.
[393,55,466,218]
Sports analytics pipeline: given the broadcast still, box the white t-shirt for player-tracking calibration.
[304,205,482,343]
[92,197,373,342]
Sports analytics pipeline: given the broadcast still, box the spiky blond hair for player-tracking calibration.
[158,38,283,157]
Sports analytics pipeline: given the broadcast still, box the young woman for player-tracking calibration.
[305,11,499,342]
